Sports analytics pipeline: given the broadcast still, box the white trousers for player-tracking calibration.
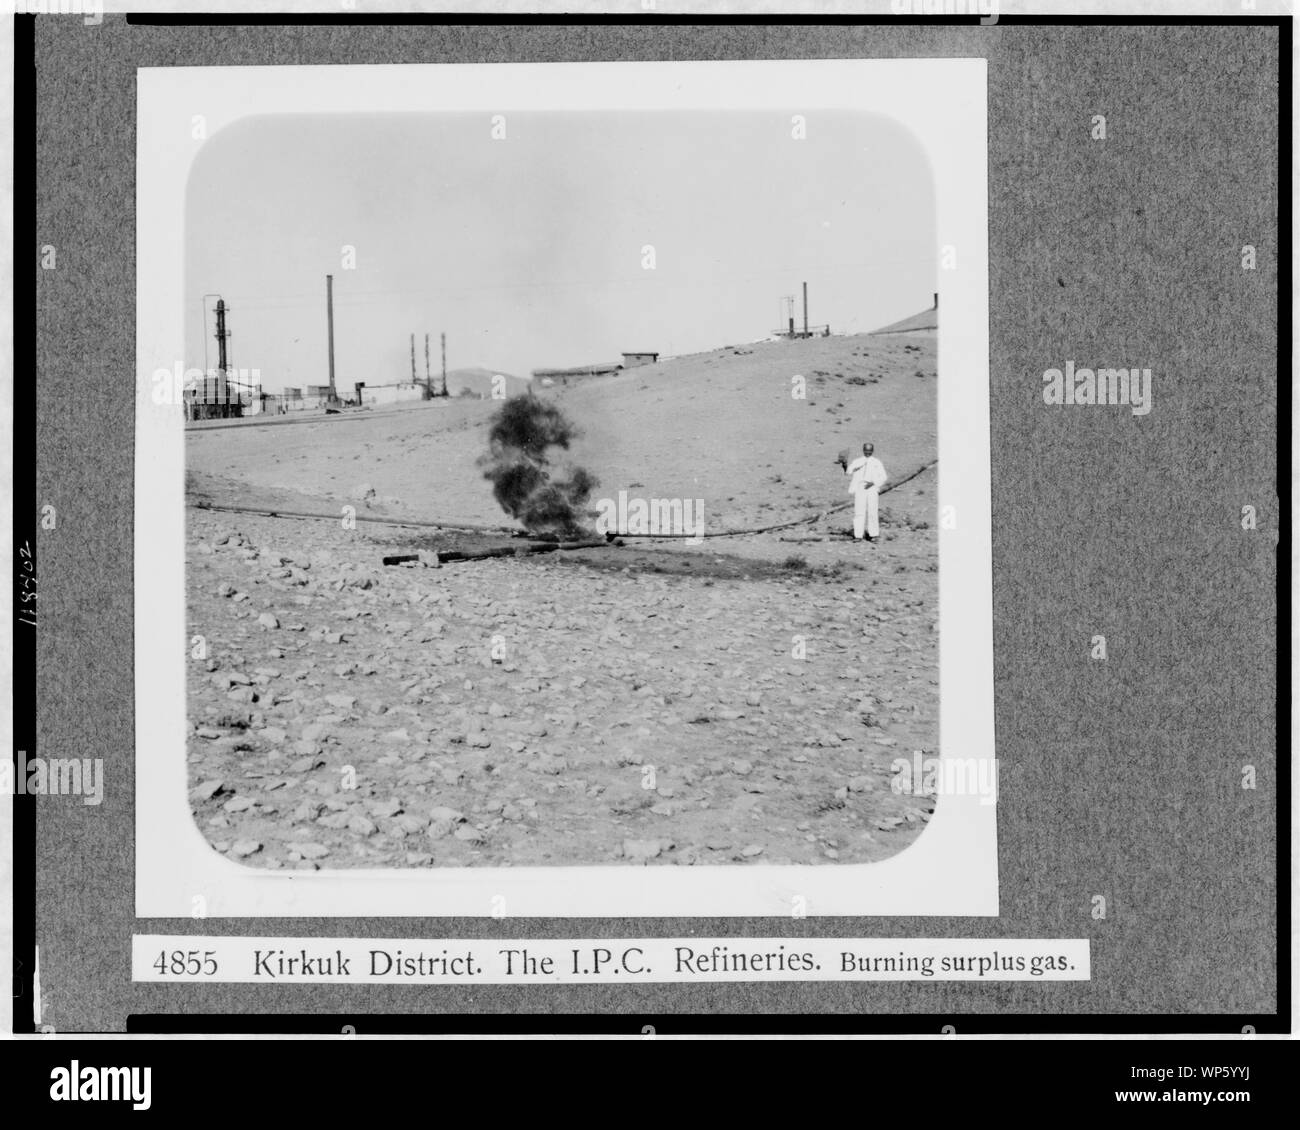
[853,487,879,539]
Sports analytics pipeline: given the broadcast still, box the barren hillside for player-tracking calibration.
[187,332,937,538]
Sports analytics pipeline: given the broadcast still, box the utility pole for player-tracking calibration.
[325,274,337,404]
[440,332,447,397]
[802,281,808,339]
[424,333,432,397]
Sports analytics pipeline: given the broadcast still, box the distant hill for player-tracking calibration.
[443,367,532,399]
[869,295,939,335]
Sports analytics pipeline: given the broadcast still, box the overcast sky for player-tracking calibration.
[185,110,935,392]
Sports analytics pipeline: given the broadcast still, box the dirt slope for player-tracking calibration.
[187,332,937,535]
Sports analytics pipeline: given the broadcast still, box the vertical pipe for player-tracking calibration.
[326,274,336,403]
[215,299,229,415]
[215,299,228,370]
[441,332,447,397]
[802,281,808,337]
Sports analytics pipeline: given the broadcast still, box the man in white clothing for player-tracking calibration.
[840,442,887,541]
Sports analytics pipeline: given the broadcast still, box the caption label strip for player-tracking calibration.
[134,937,1089,984]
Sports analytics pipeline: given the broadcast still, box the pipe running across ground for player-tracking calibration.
[190,459,938,542]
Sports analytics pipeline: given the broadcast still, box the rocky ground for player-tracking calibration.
[186,330,940,869]
[187,504,938,870]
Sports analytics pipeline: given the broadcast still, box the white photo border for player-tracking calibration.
[136,59,994,917]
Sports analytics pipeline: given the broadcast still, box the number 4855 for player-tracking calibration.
[153,950,218,976]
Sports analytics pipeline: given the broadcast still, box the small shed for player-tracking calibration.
[621,351,659,368]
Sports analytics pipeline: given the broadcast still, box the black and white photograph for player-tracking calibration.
[136,60,994,917]
[182,112,943,871]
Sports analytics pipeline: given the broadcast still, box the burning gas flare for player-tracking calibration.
[478,396,598,539]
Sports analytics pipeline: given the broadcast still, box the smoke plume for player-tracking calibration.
[479,396,599,539]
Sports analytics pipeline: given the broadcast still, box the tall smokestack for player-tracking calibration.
[934,292,939,309]
[802,281,808,338]
[215,298,230,416]
[325,275,336,403]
